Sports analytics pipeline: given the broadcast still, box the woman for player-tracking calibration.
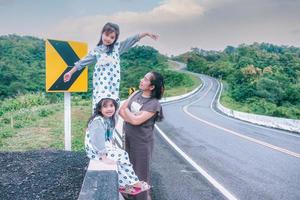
[119,71,164,200]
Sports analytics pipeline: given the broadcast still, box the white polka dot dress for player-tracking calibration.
[91,42,121,109]
[73,34,140,110]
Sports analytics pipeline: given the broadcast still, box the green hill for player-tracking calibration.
[0,35,45,99]
[174,43,300,119]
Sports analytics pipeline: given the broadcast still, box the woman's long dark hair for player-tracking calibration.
[148,71,164,122]
[149,71,165,100]
[97,22,120,54]
[87,98,119,127]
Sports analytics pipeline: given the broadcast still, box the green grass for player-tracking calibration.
[48,102,91,151]
[164,60,201,97]
[164,74,201,97]
[0,98,92,152]
[0,103,62,151]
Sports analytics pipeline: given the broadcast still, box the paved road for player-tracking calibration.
[150,128,226,200]
[151,66,300,200]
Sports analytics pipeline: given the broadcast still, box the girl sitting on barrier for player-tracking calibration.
[85,95,151,195]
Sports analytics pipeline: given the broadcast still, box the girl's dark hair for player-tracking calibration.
[97,22,120,54]
[87,98,119,127]
[149,71,165,100]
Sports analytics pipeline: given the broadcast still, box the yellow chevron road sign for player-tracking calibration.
[128,87,136,95]
[46,39,88,92]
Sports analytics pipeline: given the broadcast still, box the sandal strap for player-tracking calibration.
[139,181,151,190]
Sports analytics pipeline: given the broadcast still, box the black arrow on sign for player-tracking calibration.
[48,39,86,91]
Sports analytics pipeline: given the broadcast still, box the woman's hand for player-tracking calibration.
[119,90,139,119]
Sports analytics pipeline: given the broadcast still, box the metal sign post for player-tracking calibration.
[64,92,71,151]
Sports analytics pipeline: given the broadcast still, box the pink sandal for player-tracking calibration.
[119,182,151,196]
[134,181,152,191]
[119,185,142,195]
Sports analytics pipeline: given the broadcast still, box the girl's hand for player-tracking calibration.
[148,33,159,41]
[64,72,72,82]
[139,32,159,41]
[101,155,116,165]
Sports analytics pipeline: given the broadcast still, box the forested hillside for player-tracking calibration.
[174,43,300,119]
[0,35,45,99]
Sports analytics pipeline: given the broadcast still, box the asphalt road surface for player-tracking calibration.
[150,65,300,200]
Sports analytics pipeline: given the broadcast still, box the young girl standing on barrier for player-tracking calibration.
[85,95,151,195]
[63,22,158,109]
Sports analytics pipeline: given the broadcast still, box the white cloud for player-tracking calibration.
[47,0,205,54]
[43,0,300,56]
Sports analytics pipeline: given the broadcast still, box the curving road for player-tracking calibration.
[150,63,300,200]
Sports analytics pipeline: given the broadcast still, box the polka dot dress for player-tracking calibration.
[106,145,139,187]
[91,42,121,109]
[85,116,140,188]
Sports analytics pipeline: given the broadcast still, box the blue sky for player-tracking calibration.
[1,0,160,37]
[0,0,160,23]
[1,0,300,55]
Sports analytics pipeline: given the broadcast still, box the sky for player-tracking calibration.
[1,0,300,56]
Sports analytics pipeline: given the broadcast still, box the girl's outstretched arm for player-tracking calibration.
[64,51,97,82]
[119,34,140,55]
[138,32,159,41]
[119,32,159,55]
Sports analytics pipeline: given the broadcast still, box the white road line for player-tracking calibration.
[182,77,300,159]
[155,125,239,200]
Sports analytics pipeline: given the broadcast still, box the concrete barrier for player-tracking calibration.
[160,84,202,103]
[78,160,125,200]
[215,80,300,133]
